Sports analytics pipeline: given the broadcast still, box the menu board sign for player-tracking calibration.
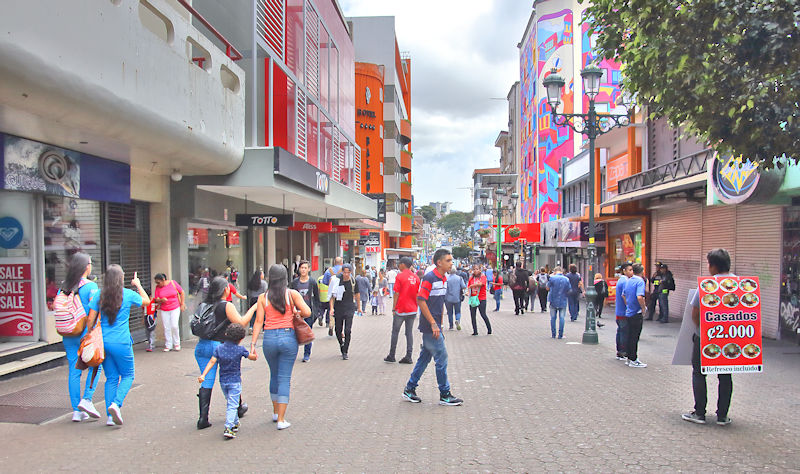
[697,276,762,374]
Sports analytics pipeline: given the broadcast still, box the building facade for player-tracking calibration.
[0,0,248,347]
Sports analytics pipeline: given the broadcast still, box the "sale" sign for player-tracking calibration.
[697,276,762,374]
[0,262,34,337]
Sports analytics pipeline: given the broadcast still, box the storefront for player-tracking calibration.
[606,218,644,276]
[0,133,149,343]
[781,207,800,343]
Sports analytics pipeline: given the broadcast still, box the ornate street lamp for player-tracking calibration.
[543,66,633,344]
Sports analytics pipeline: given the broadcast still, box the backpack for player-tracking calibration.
[53,280,89,337]
[190,302,228,340]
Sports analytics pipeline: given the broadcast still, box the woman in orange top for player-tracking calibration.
[250,264,311,430]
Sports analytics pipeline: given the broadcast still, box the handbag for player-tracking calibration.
[468,295,480,307]
[293,313,315,345]
[76,313,104,390]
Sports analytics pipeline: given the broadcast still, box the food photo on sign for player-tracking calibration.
[697,276,763,374]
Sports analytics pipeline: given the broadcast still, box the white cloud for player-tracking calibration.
[341,0,533,212]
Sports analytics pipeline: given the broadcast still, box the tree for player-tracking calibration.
[418,205,436,223]
[452,246,471,259]
[437,211,472,236]
[584,0,799,166]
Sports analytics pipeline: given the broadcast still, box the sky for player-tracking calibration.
[340,0,534,212]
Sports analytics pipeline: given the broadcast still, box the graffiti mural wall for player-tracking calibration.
[580,22,623,144]
[519,26,538,224]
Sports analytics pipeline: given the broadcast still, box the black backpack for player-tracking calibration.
[190,302,228,339]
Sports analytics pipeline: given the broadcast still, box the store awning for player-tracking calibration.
[384,248,418,258]
[600,173,706,208]
[182,147,377,220]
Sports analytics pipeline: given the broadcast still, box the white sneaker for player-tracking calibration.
[108,403,123,425]
[272,413,278,422]
[276,420,291,430]
[72,410,88,422]
[163,348,171,352]
[106,415,115,426]
[628,359,647,368]
[78,399,100,418]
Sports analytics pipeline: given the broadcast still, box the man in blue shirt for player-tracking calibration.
[546,267,571,339]
[614,263,633,360]
[402,248,463,406]
[622,263,647,367]
[321,256,344,286]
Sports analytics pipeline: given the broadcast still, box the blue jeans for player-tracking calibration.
[220,382,242,429]
[263,328,298,404]
[568,294,580,320]
[493,289,502,310]
[303,316,315,358]
[102,342,135,409]
[195,339,221,389]
[445,301,461,328]
[62,334,100,410]
[406,331,450,394]
[616,317,630,356]
[550,306,566,338]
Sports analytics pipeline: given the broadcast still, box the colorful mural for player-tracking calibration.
[519,25,537,224]
[580,22,623,140]
[535,9,573,223]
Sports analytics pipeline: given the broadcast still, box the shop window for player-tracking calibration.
[43,197,103,311]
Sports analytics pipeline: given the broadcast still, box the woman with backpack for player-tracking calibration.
[152,273,186,352]
[593,273,608,328]
[194,277,258,430]
[250,264,312,430]
[57,252,102,422]
[536,268,549,312]
[85,265,150,426]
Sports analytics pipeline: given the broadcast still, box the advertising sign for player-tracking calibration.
[606,152,629,191]
[288,222,334,232]
[235,214,294,227]
[365,246,380,254]
[0,262,34,337]
[697,276,763,374]
[358,232,381,247]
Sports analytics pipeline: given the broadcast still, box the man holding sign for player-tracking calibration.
[683,249,736,426]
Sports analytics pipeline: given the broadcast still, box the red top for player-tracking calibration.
[225,283,237,302]
[491,275,503,292]
[263,290,295,330]
[154,281,183,311]
[393,269,420,315]
[469,274,488,301]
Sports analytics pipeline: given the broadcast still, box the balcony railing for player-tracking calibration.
[618,148,713,195]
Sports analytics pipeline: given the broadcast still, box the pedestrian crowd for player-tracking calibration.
[52,246,736,439]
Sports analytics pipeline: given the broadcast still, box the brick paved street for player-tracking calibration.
[1,292,799,472]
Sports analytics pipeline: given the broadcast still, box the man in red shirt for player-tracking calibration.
[384,257,420,364]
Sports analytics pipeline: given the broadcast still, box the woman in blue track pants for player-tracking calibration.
[86,265,149,426]
[58,252,102,422]
[194,277,257,429]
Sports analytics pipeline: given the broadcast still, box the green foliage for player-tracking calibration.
[418,205,436,223]
[452,246,471,259]
[583,0,799,166]
[437,211,473,235]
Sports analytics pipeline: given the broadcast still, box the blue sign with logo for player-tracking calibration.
[0,216,24,249]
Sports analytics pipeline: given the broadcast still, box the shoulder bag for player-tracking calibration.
[76,313,104,389]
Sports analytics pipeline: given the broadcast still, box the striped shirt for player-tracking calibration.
[417,268,448,333]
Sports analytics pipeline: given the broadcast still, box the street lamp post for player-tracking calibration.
[480,189,518,278]
[542,65,632,344]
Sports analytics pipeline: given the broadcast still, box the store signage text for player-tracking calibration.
[365,246,380,253]
[273,148,331,195]
[236,214,294,227]
[357,109,377,119]
[0,262,34,337]
[288,222,334,232]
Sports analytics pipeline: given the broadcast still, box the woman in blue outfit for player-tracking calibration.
[86,265,149,426]
[195,277,257,429]
[59,252,102,422]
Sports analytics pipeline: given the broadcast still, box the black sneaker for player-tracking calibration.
[223,427,236,439]
[439,391,463,406]
[681,411,706,424]
[342,353,349,360]
[398,356,413,364]
[384,355,396,363]
[716,416,732,426]
[402,388,421,403]
[328,327,333,336]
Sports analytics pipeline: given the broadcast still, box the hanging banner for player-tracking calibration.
[697,276,763,374]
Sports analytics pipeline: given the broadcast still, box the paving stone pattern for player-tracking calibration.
[0,292,799,472]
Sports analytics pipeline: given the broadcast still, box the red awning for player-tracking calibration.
[497,223,540,243]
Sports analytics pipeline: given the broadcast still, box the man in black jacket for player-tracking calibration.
[646,262,674,323]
